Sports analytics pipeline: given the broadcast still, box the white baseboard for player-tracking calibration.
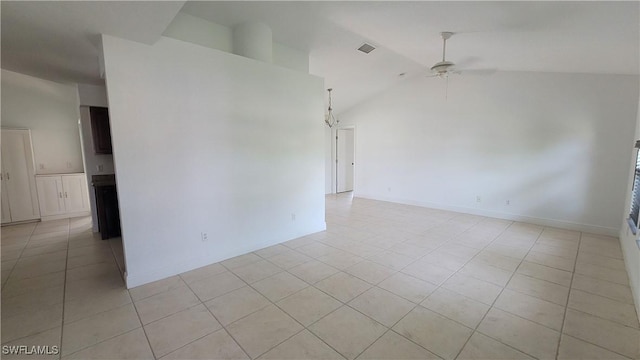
[40,211,91,222]
[355,192,619,237]
[124,221,327,289]
[1,219,40,226]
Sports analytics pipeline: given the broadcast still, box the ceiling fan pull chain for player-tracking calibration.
[446,75,449,100]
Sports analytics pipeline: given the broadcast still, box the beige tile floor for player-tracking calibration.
[2,193,639,359]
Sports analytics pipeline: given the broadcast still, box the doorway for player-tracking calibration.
[336,128,354,193]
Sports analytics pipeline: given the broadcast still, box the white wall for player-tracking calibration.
[162,12,233,53]
[619,92,640,322]
[163,12,309,73]
[273,42,309,73]
[338,71,639,236]
[77,84,114,232]
[78,83,108,107]
[1,69,83,174]
[101,35,325,288]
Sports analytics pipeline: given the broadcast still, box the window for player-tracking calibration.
[628,140,640,235]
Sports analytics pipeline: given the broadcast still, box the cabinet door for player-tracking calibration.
[1,162,12,224]
[2,130,41,221]
[90,107,113,154]
[36,176,65,216]
[62,175,90,213]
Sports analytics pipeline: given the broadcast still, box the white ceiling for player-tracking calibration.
[1,1,185,85]
[2,1,638,111]
[182,1,639,111]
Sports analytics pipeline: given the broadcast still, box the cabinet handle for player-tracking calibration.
[59,192,63,199]
[65,192,68,198]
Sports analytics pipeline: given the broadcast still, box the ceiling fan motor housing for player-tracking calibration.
[431,60,455,73]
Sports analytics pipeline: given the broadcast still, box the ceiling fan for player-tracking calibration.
[427,32,495,98]
[428,31,495,78]
[429,31,459,78]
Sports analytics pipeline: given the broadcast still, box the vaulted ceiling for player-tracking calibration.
[2,1,638,112]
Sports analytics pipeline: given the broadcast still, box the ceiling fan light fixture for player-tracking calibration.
[430,60,455,73]
[429,31,457,77]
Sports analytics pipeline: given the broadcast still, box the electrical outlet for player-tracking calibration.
[201,232,208,242]
[66,161,72,168]
[97,164,104,172]
[39,164,45,170]
[506,200,510,205]
[476,196,481,203]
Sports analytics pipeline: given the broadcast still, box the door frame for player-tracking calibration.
[334,125,356,194]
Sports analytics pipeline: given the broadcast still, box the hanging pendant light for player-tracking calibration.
[325,88,338,128]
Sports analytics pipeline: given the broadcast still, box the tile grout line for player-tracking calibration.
[451,222,546,360]
[0,222,71,348]
[345,195,637,358]
[336,216,514,360]
[358,214,477,347]
[1,221,39,291]
[245,270,346,359]
[556,308,638,359]
[554,236,639,358]
[468,232,634,358]
[180,267,254,360]
[420,222,526,359]
[201,259,355,359]
[61,327,142,359]
[562,306,640,331]
[58,220,70,360]
[177,261,306,359]
[57,221,140,358]
[129,290,160,360]
[324,201,635,360]
[59,221,132,358]
[45,223,70,335]
[224,247,393,359]
[324,209,496,359]
[566,284,637,308]
[289,284,379,359]
[554,231,583,360]
[221,261,332,360]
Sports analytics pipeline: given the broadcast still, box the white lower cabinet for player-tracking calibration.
[62,175,89,213]
[36,176,65,216]
[36,174,90,220]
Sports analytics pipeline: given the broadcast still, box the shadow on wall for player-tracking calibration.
[345,71,638,234]
[463,74,635,230]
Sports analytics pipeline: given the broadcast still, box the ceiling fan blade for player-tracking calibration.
[426,70,460,79]
[454,56,481,69]
[457,68,497,76]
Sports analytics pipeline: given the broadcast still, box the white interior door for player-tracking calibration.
[1,130,40,222]
[336,128,354,193]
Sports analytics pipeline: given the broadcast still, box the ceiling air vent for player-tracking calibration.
[357,43,376,54]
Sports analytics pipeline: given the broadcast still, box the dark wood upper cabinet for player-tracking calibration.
[90,107,113,154]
